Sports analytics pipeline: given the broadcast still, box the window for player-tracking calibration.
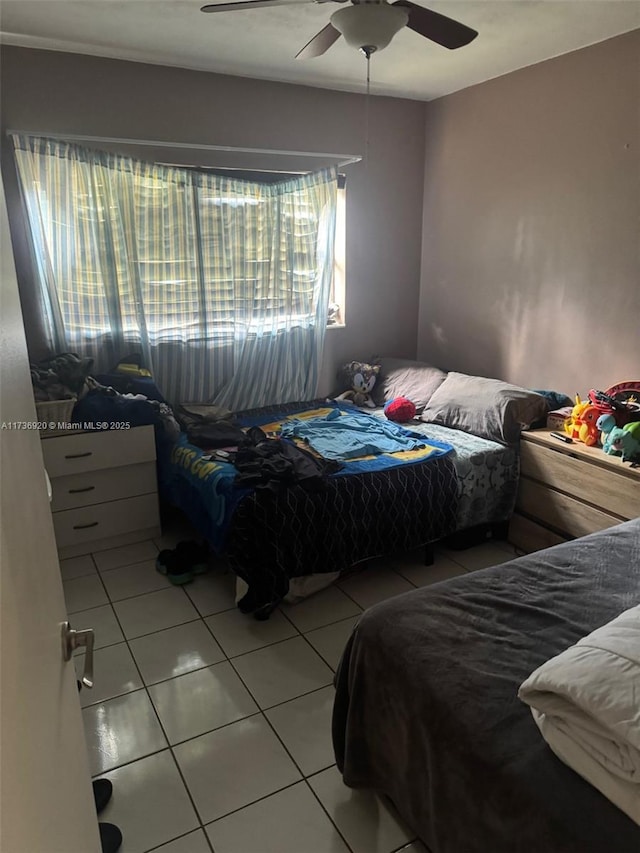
[191,167,346,330]
[13,134,341,405]
[25,166,344,346]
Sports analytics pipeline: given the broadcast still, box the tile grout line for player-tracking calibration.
[142,825,215,853]
[95,556,161,575]
[303,774,357,853]
[279,599,364,634]
[297,624,350,673]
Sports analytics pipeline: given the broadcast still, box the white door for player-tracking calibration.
[0,179,101,852]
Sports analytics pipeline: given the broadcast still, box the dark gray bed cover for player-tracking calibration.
[333,519,640,853]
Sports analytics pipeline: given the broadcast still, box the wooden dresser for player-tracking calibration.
[42,426,161,559]
[509,429,640,554]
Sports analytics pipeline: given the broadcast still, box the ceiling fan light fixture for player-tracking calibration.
[330,3,409,53]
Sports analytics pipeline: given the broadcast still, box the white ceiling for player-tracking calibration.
[1,0,638,101]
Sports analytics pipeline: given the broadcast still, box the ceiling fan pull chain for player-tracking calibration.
[364,50,371,167]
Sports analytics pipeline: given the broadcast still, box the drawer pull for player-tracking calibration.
[72,521,99,530]
[68,486,96,494]
[65,451,93,460]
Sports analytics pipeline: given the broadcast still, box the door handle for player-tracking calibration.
[61,621,95,688]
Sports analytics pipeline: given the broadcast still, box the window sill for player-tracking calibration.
[326,323,346,331]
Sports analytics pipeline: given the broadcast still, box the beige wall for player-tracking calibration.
[418,30,640,396]
[0,47,426,395]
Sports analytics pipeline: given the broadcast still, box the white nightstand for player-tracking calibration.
[41,425,161,559]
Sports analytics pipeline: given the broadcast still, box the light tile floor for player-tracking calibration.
[64,522,516,853]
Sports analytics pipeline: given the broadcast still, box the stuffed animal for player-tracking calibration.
[384,397,416,423]
[335,361,380,408]
[577,405,601,447]
[603,422,640,464]
[596,413,616,452]
[564,394,590,439]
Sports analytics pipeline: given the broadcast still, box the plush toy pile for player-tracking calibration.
[384,397,416,423]
[566,383,640,465]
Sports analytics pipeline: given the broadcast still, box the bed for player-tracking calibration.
[157,393,520,613]
[156,359,547,614]
[332,519,640,853]
[158,399,458,610]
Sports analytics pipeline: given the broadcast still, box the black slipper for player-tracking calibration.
[155,549,175,574]
[99,823,122,853]
[176,540,210,575]
[155,549,193,585]
[93,778,113,814]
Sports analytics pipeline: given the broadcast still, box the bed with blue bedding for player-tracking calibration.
[157,398,519,613]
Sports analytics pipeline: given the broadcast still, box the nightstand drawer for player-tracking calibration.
[520,441,640,520]
[52,493,159,548]
[509,512,568,553]
[517,478,622,539]
[50,462,157,512]
[42,426,155,478]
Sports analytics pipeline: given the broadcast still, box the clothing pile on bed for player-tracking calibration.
[233,426,343,492]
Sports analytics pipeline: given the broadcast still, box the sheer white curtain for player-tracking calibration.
[12,134,338,406]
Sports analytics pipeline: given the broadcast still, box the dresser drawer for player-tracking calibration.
[42,426,155,478]
[520,441,640,520]
[517,478,622,539]
[52,493,160,548]
[50,462,157,512]
[509,512,568,554]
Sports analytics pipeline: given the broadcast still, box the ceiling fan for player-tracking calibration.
[200,0,478,59]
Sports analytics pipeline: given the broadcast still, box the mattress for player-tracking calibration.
[371,410,519,530]
[332,519,640,853]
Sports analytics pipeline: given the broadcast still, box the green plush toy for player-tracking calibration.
[604,421,640,464]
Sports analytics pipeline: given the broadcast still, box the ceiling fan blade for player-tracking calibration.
[392,2,478,49]
[295,23,342,59]
[201,0,311,13]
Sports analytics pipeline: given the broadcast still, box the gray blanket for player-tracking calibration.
[333,520,640,853]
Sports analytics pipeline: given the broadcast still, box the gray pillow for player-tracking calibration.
[371,357,447,412]
[420,372,548,444]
